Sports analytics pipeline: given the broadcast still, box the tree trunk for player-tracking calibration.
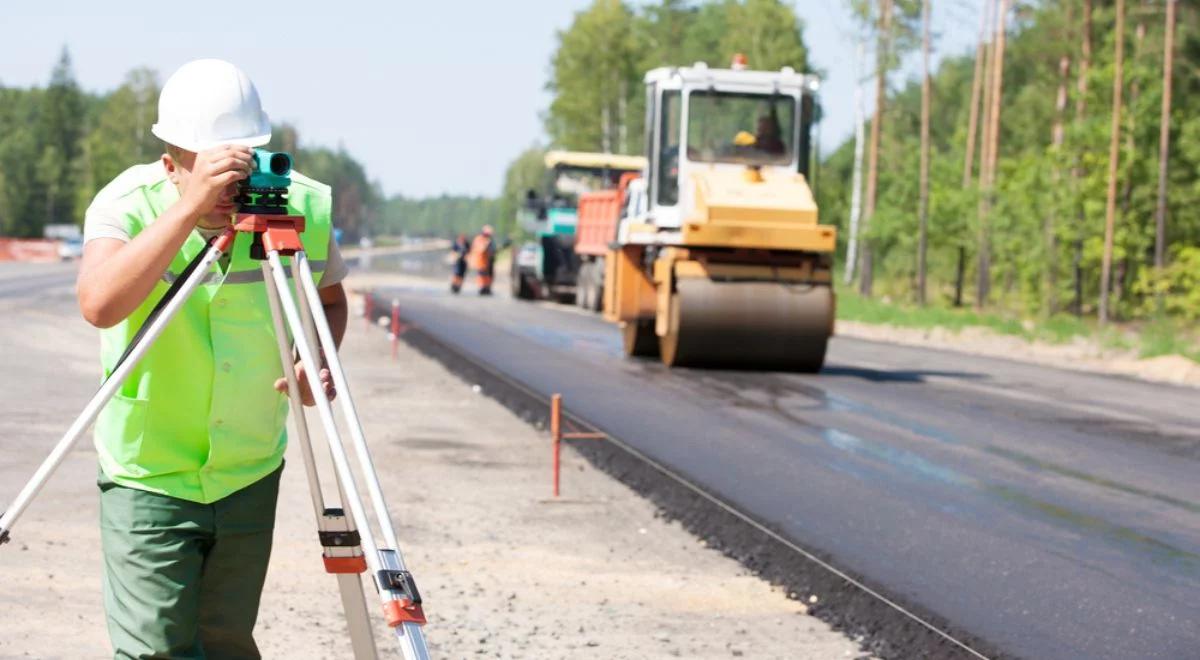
[917,0,932,305]
[954,246,966,307]
[1154,0,1177,291]
[1071,0,1093,317]
[859,0,893,298]
[977,0,1009,310]
[1120,15,1146,216]
[845,40,868,285]
[962,5,990,188]
[958,3,992,306]
[1046,53,1070,316]
[1099,0,1126,325]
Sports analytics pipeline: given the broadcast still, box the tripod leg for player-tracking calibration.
[292,254,402,551]
[262,262,326,517]
[262,263,378,660]
[290,252,429,658]
[0,230,235,544]
[262,252,429,660]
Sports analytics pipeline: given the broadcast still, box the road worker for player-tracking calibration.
[450,232,469,293]
[76,59,347,658]
[469,225,497,296]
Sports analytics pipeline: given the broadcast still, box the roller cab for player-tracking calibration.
[604,61,836,371]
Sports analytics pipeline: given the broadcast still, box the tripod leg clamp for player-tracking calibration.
[378,570,426,626]
[319,508,367,574]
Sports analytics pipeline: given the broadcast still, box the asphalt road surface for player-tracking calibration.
[14,251,1197,658]
[0,261,77,299]
[372,274,1200,660]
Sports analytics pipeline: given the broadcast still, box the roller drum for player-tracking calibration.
[622,319,659,357]
[660,279,832,371]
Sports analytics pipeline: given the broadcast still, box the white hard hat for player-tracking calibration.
[151,59,271,152]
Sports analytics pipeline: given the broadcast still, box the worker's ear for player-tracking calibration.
[162,153,179,184]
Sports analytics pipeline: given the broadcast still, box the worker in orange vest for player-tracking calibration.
[468,225,496,295]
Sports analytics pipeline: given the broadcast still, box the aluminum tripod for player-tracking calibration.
[0,213,429,660]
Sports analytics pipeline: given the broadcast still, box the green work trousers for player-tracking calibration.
[98,465,282,660]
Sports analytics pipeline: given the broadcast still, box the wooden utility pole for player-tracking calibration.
[917,0,932,305]
[859,0,893,298]
[1099,0,1126,325]
[1071,0,1094,316]
[1154,0,1177,280]
[977,0,1008,309]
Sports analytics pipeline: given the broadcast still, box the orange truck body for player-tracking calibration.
[575,172,639,258]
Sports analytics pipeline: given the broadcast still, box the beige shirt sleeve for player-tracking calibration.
[83,201,134,244]
[319,237,348,288]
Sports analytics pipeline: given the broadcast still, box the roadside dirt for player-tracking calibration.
[0,266,864,659]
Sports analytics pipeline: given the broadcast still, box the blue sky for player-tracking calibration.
[0,1,982,198]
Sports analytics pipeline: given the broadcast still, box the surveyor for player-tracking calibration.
[450,232,469,293]
[76,59,347,658]
[469,225,497,296]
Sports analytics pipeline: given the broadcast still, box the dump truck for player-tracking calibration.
[511,151,646,302]
[573,171,640,312]
[602,61,836,371]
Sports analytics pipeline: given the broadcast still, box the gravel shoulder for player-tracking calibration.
[0,265,862,659]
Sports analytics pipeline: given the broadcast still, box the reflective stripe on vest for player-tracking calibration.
[161,260,328,286]
[94,164,333,503]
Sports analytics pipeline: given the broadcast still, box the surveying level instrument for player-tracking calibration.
[0,148,429,660]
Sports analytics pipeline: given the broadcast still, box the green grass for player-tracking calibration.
[836,288,1030,338]
[1033,314,1092,344]
[835,287,1200,364]
[1139,319,1200,361]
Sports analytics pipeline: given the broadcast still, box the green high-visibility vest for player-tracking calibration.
[92,163,332,503]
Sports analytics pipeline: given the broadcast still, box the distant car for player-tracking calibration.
[58,238,83,261]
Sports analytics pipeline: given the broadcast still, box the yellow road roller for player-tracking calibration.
[603,61,836,371]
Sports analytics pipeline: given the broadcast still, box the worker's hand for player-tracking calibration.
[179,145,253,219]
[275,361,335,406]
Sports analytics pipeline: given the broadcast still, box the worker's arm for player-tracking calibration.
[77,206,199,328]
[273,281,348,407]
[77,146,252,328]
[320,282,348,348]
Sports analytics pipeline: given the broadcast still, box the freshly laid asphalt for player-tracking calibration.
[371,275,1200,660]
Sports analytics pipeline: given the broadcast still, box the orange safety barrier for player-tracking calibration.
[364,290,375,328]
[390,299,406,359]
[0,238,61,263]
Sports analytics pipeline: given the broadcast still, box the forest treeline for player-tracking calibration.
[820,0,1198,322]
[506,0,1198,323]
[9,0,1197,324]
[0,49,484,241]
[495,0,812,245]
